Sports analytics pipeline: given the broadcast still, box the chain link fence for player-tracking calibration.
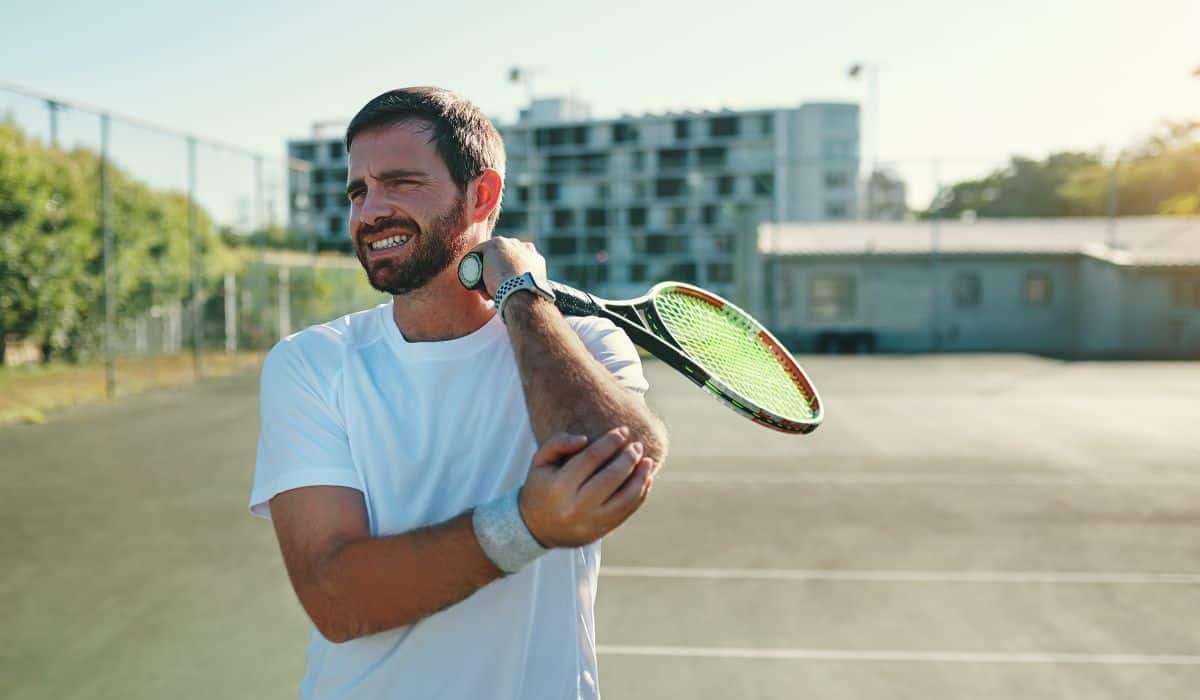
[0,82,384,403]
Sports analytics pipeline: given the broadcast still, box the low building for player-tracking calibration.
[751,217,1200,358]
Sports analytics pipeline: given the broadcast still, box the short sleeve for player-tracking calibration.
[569,316,651,396]
[248,339,363,519]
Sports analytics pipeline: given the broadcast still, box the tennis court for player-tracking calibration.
[3,355,1199,699]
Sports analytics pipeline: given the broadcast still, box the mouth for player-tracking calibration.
[365,233,412,259]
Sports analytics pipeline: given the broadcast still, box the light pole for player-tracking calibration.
[848,62,880,220]
[509,67,540,244]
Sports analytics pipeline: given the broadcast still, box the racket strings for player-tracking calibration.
[652,290,816,421]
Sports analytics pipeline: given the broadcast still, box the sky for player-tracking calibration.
[2,0,1198,217]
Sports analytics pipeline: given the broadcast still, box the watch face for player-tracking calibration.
[457,253,484,289]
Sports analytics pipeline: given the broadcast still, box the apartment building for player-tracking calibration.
[287,98,859,302]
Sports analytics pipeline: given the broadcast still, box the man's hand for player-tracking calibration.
[518,428,655,548]
[469,236,548,298]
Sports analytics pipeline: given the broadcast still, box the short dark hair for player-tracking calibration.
[345,87,506,228]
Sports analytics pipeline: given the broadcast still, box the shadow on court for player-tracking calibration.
[2,356,1198,699]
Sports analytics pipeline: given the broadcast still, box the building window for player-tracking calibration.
[311,193,326,211]
[824,171,851,188]
[585,208,608,228]
[713,233,736,253]
[552,209,575,229]
[515,185,529,204]
[697,147,726,167]
[292,143,316,161]
[825,202,849,219]
[540,183,559,202]
[595,183,610,201]
[546,236,577,255]
[579,153,608,174]
[612,122,638,143]
[585,234,607,253]
[1023,272,1053,306]
[953,272,982,308]
[809,274,857,321]
[327,142,343,160]
[631,151,644,171]
[629,263,648,283]
[667,262,699,283]
[627,207,647,227]
[328,216,344,236]
[707,262,734,283]
[657,148,688,170]
[709,116,739,138]
[646,233,689,254]
[823,140,857,160]
[496,210,527,231]
[674,119,690,141]
[716,175,736,196]
[1171,278,1200,308]
[701,205,718,225]
[666,207,688,226]
[753,173,774,196]
[759,114,774,135]
[655,177,686,198]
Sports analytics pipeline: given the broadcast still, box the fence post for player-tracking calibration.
[224,272,238,353]
[278,266,291,340]
[100,113,116,399]
[188,136,205,380]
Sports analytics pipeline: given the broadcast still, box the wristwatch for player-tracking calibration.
[494,271,556,322]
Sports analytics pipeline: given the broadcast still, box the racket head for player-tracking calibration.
[642,282,823,434]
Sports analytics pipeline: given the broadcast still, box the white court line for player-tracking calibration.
[660,471,1200,486]
[600,566,1200,585]
[597,645,1200,665]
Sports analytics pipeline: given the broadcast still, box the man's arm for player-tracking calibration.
[480,238,670,467]
[269,430,649,643]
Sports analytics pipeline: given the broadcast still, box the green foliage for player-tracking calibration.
[924,122,1200,219]
[0,120,227,362]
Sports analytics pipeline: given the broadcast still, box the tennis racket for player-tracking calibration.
[457,252,823,435]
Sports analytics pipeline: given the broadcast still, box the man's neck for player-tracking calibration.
[391,268,496,343]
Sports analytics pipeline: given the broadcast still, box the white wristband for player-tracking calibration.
[473,488,550,574]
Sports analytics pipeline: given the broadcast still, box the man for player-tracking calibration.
[249,86,668,699]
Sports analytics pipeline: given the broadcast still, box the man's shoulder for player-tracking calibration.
[264,303,389,381]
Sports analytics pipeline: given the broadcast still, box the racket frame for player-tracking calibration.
[457,251,822,434]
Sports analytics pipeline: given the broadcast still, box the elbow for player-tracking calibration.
[637,414,670,468]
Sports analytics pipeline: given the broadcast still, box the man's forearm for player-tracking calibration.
[306,512,502,643]
[503,293,668,463]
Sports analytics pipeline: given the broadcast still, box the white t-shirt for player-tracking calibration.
[249,300,648,700]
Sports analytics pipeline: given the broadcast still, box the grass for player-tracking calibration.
[0,351,265,425]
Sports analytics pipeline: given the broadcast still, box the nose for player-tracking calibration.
[357,186,393,230]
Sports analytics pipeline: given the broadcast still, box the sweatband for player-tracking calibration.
[472,488,550,574]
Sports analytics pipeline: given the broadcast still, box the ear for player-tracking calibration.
[467,169,503,225]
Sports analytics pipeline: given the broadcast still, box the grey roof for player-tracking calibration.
[760,217,1200,266]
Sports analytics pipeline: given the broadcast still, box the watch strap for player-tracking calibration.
[495,272,555,322]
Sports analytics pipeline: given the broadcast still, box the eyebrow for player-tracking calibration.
[345,168,430,197]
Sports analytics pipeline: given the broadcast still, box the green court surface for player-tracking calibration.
[3,356,1199,699]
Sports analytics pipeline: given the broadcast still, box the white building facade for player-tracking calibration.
[287,99,860,302]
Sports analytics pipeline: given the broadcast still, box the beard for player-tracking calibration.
[354,197,467,296]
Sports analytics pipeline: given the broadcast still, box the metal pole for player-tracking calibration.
[48,101,60,148]
[188,136,204,379]
[100,114,115,399]
[1106,156,1119,249]
[224,272,237,353]
[930,159,942,353]
[277,266,291,340]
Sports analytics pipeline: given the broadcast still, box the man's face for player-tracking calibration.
[346,122,469,295]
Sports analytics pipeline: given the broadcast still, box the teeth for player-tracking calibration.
[370,235,410,251]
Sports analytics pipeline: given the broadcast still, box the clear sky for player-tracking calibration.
[2,0,1198,214]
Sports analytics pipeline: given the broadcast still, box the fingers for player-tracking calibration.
[559,426,631,490]
[599,457,654,523]
[531,432,589,468]
[577,440,644,507]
